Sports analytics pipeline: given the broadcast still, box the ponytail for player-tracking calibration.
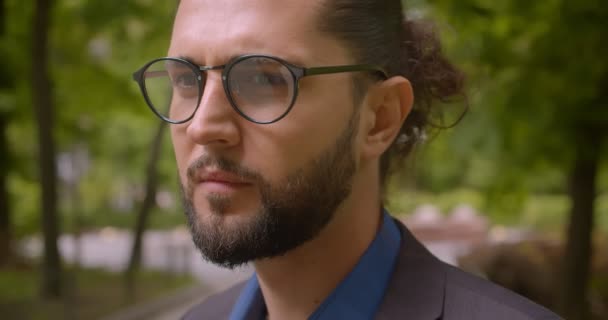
[319,0,466,185]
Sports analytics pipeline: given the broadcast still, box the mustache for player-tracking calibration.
[186,155,262,185]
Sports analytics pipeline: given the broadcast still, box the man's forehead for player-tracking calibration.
[170,0,335,64]
[174,0,323,28]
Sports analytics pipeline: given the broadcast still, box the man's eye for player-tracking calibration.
[252,73,287,86]
[174,73,197,88]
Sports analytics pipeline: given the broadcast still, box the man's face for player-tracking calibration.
[170,0,363,268]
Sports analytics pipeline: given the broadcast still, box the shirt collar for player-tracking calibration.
[229,210,402,320]
[229,275,265,320]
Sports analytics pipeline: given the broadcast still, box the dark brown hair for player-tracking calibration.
[318,0,466,187]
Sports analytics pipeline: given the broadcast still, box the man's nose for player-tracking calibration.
[185,72,241,148]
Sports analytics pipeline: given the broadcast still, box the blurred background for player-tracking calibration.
[0,0,606,319]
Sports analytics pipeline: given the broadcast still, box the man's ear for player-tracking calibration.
[360,76,413,161]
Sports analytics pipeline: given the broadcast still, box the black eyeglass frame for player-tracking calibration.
[132,54,389,124]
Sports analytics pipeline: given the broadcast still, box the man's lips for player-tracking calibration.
[198,171,249,184]
[193,170,252,193]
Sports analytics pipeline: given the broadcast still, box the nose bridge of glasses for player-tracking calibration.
[195,64,228,90]
[197,64,226,73]
[193,64,233,118]
[194,63,228,97]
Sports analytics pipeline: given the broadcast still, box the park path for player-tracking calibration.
[20,227,253,292]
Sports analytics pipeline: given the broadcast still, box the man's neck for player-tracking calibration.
[253,168,382,320]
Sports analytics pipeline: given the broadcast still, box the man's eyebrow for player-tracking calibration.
[175,53,308,67]
[177,55,197,63]
[175,54,240,66]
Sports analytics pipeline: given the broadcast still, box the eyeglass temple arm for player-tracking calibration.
[197,65,225,72]
[303,64,388,79]
[132,69,170,81]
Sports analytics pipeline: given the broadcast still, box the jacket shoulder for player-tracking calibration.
[181,281,246,320]
[442,263,562,320]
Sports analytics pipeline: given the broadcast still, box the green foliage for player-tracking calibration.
[388,189,608,234]
[387,188,485,215]
[392,0,608,226]
[4,0,182,237]
[428,0,608,165]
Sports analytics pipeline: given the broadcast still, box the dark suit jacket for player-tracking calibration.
[183,219,562,319]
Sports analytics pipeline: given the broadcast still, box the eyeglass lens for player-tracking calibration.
[141,56,296,123]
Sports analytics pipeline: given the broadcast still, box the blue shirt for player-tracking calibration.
[229,210,402,320]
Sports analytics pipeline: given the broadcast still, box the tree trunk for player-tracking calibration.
[0,0,13,269]
[0,114,10,267]
[560,130,601,320]
[124,120,167,296]
[32,0,62,298]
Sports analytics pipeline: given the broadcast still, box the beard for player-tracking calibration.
[179,114,358,269]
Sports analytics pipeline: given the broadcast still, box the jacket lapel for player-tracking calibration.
[375,219,446,320]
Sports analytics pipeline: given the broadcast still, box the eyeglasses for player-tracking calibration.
[132,54,388,124]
